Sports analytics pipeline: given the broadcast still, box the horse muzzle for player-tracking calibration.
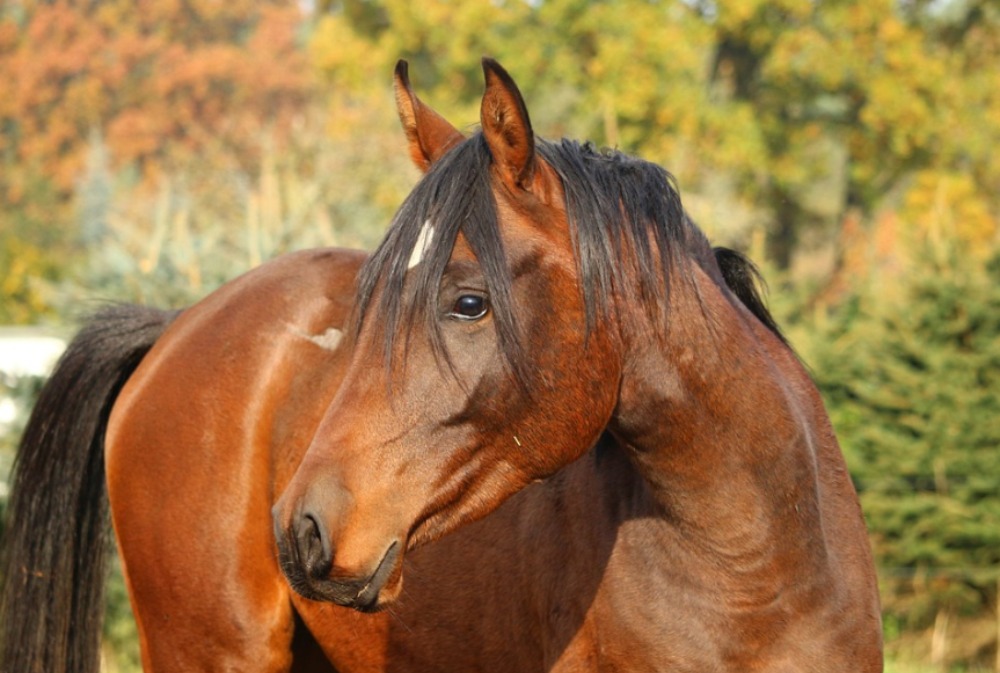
[272,504,403,612]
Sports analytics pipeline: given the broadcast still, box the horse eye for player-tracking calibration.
[450,294,488,321]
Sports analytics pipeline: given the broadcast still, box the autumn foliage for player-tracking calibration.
[0,0,310,198]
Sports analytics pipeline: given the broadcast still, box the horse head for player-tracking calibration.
[273,59,637,610]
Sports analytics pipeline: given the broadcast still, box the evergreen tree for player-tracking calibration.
[809,241,1000,657]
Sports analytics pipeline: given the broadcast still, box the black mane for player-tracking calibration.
[539,138,692,329]
[355,133,523,377]
[354,132,781,378]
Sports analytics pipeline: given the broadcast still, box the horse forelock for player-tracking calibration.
[354,132,701,381]
[355,135,527,381]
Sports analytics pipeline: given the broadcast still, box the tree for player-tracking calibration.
[0,0,310,191]
[309,0,1000,272]
[0,0,313,322]
[804,235,1000,666]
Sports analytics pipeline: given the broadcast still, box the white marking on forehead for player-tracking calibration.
[407,219,436,270]
[289,326,344,352]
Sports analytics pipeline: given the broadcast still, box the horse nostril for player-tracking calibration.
[294,511,332,579]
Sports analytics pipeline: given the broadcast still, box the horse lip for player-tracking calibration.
[281,540,401,610]
[352,540,401,611]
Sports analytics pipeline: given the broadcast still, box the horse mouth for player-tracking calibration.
[278,536,402,612]
[349,540,401,611]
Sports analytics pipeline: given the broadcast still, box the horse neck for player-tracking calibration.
[609,261,837,583]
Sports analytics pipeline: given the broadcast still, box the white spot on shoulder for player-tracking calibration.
[289,326,344,352]
[407,219,436,270]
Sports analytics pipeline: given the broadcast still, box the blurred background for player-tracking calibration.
[0,0,997,671]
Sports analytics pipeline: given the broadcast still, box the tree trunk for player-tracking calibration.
[931,607,950,671]
[766,185,800,270]
[995,576,999,673]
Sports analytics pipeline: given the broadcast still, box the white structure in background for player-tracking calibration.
[0,328,67,427]
[0,328,66,498]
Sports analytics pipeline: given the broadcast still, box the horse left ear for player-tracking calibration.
[481,58,535,190]
[394,60,465,173]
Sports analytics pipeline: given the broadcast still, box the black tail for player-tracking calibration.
[713,246,788,345]
[0,305,178,673]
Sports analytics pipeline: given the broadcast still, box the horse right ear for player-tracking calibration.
[480,58,535,191]
[394,60,465,173]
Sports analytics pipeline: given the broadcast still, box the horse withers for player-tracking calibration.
[1,59,883,672]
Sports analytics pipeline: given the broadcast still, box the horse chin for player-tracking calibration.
[290,582,392,612]
[364,570,404,612]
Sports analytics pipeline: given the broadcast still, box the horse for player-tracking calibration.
[0,59,883,672]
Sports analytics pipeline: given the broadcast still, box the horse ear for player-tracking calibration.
[480,58,535,190]
[394,60,465,173]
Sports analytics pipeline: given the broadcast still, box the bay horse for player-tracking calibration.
[0,59,883,672]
